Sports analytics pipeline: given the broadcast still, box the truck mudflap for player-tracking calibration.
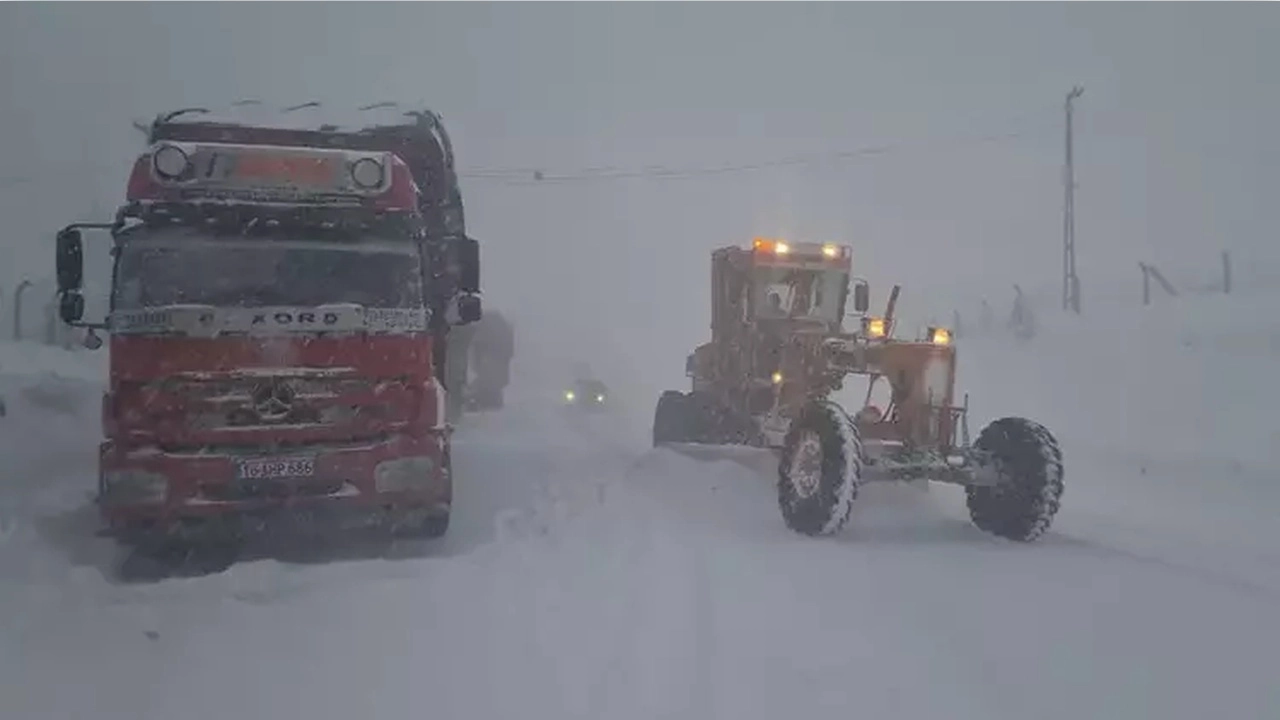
[98,431,450,542]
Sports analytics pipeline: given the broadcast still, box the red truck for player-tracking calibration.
[53,106,481,566]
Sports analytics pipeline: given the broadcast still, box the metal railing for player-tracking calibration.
[2,278,78,348]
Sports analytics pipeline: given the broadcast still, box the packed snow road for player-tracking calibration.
[3,293,1280,720]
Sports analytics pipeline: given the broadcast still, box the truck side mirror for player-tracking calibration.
[56,228,84,292]
[456,237,480,294]
[59,292,85,324]
[457,293,482,325]
[852,281,870,314]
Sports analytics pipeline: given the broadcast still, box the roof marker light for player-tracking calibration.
[350,157,385,190]
[152,144,190,180]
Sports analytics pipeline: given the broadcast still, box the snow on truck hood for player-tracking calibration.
[108,304,428,337]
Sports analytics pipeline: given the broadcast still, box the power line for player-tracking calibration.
[458,104,1061,186]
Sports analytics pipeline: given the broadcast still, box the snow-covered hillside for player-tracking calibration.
[1,292,1278,720]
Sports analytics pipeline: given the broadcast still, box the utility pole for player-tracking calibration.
[1062,86,1083,314]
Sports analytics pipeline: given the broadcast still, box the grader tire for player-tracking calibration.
[965,417,1064,542]
[653,391,691,447]
[777,400,863,536]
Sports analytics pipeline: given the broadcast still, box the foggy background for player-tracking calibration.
[1,2,1276,402]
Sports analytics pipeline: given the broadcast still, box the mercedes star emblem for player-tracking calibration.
[251,381,296,421]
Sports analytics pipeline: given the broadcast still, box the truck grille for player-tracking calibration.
[123,372,416,440]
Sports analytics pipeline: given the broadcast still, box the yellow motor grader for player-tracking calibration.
[652,237,1064,541]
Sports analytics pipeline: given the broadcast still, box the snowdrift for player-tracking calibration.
[960,288,1280,475]
[0,341,105,543]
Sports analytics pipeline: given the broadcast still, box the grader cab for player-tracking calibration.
[652,237,1065,543]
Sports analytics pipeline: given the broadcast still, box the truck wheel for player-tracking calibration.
[408,508,451,538]
[653,390,689,447]
[394,443,453,539]
[118,540,189,583]
[777,400,862,536]
[965,417,1064,542]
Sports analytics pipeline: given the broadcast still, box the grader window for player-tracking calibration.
[753,268,846,323]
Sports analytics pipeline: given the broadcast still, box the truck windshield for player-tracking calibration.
[754,267,846,323]
[112,228,423,310]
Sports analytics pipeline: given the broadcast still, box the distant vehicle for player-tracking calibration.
[563,375,610,412]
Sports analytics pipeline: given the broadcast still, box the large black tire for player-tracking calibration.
[777,400,863,536]
[395,509,450,539]
[393,442,453,539]
[966,417,1064,542]
[118,538,238,583]
[653,390,689,447]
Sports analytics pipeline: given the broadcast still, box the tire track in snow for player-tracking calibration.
[688,531,719,719]
[1042,529,1280,604]
[574,485,714,720]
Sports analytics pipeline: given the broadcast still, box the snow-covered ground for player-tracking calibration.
[2,290,1278,720]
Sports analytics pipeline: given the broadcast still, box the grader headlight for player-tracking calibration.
[753,237,788,255]
[929,327,952,346]
[865,317,887,339]
[771,371,784,385]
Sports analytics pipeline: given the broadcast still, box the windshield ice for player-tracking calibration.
[753,267,847,323]
[112,228,424,310]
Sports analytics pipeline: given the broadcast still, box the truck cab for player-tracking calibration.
[55,115,479,553]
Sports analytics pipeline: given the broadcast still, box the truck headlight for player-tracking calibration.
[101,470,168,505]
[374,456,437,493]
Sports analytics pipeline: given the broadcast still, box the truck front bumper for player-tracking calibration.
[98,432,450,542]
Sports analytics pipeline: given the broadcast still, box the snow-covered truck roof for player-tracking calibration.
[153,101,429,131]
[142,103,459,206]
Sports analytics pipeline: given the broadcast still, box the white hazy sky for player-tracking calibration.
[1,2,1276,393]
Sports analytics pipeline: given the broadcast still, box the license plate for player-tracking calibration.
[236,456,316,480]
